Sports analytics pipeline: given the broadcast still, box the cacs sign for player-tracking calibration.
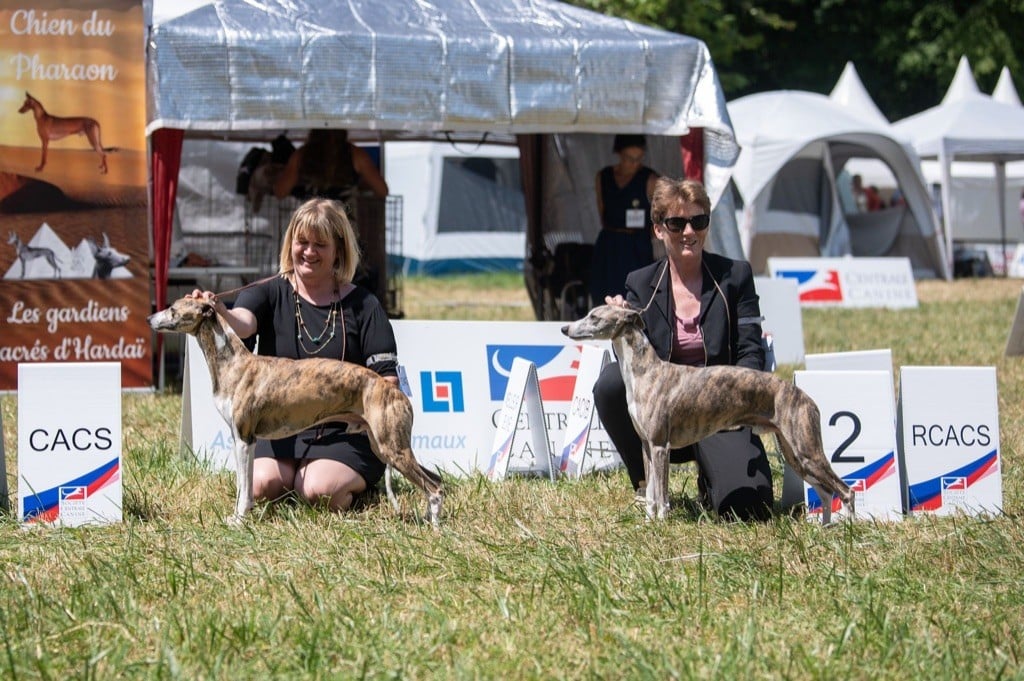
[17,363,122,526]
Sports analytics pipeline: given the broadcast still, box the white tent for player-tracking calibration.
[146,0,741,319]
[893,56,1024,268]
[728,90,949,278]
[384,142,526,274]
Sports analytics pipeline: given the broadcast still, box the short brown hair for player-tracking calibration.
[650,177,711,225]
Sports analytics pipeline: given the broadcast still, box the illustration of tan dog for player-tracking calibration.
[18,92,116,175]
[562,304,854,524]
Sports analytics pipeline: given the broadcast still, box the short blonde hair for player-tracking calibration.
[650,177,711,225]
[278,198,360,284]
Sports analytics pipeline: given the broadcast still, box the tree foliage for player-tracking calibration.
[566,0,1024,121]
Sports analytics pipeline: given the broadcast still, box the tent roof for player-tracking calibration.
[942,55,982,104]
[146,0,736,160]
[993,66,1022,107]
[728,90,908,202]
[892,83,1024,161]
[829,61,889,126]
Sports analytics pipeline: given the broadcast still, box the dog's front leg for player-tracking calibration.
[228,439,255,526]
[646,444,671,520]
[36,138,48,171]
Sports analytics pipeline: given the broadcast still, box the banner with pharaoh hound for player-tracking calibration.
[0,1,150,389]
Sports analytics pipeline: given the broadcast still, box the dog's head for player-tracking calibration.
[87,234,131,278]
[18,92,35,114]
[561,304,644,341]
[147,296,217,335]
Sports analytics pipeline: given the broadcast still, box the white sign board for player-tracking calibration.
[558,345,610,478]
[780,349,895,508]
[794,370,903,522]
[487,358,554,481]
[767,257,918,309]
[181,336,235,470]
[18,363,122,526]
[179,321,621,478]
[392,320,618,477]
[899,366,1002,516]
[754,276,804,365]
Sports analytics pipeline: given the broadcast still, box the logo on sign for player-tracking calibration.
[776,269,843,303]
[420,371,465,413]
[59,485,88,522]
[486,344,578,402]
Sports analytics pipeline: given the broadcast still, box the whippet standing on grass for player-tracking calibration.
[7,232,61,279]
[148,295,444,526]
[562,304,853,524]
[18,92,116,175]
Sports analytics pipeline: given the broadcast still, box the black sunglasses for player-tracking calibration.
[661,214,710,232]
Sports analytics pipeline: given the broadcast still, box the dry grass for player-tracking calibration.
[0,273,1023,679]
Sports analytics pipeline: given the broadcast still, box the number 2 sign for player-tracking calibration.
[792,370,904,522]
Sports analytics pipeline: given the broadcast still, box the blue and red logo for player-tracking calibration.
[909,450,999,511]
[22,457,120,523]
[420,371,465,413]
[776,269,844,303]
[486,344,579,402]
[807,451,897,514]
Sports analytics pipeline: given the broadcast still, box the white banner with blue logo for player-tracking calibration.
[393,320,617,477]
[768,257,918,309]
[18,362,121,526]
[898,366,1002,517]
[794,370,903,522]
[179,321,619,478]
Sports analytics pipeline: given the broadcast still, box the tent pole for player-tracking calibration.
[997,161,1008,276]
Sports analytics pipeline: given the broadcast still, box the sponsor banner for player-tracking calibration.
[180,321,619,478]
[753,276,804,365]
[0,1,150,389]
[17,362,122,526]
[767,257,917,309]
[394,321,617,476]
[899,366,1002,517]
[794,370,903,522]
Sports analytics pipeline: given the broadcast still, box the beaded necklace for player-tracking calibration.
[293,289,341,356]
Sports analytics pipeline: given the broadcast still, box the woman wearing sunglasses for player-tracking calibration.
[592,177,774,521]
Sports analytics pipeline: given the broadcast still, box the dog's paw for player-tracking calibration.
[225,513,247,527]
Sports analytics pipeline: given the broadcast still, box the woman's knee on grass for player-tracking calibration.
[295,459,367,511]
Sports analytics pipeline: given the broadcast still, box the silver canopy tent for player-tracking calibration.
[147,0,740,318]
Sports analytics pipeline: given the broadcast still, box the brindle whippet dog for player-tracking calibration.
[148,295,444,526]
[18,92,116,174]
[562,304,853,524]
[7,231,61,278]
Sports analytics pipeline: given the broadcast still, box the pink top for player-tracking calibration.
[670,313,705,366]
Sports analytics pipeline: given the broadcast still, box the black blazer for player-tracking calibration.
[623,252,765,370]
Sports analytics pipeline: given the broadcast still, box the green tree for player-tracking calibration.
[567,0,1024,120]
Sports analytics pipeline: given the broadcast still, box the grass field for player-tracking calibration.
[1,273,1023,679]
